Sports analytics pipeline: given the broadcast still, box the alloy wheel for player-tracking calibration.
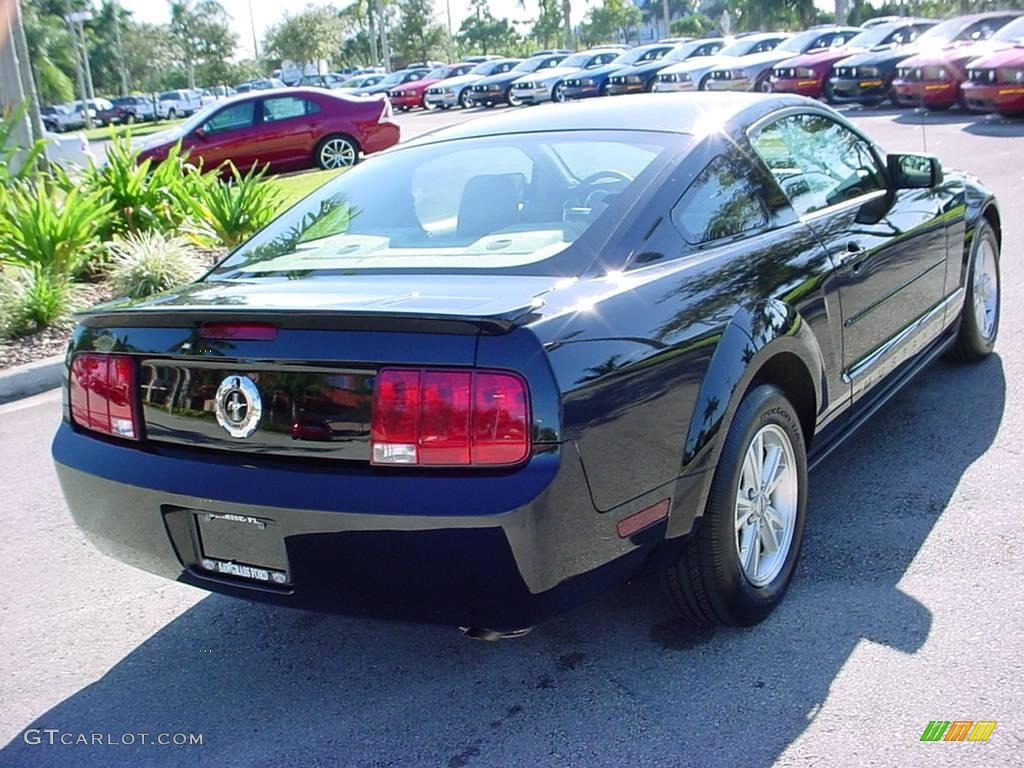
[972,235,999,343]
[319,137,357,169]
[553,83,566,102]
[734,424,798,587]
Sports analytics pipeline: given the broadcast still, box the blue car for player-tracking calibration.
[561,43,679,99]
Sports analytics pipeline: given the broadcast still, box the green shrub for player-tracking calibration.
[185,163,283,249]
[84,136,195,237]
[0,266,82,338]
[0,181,113,279]
[106,231,204,299]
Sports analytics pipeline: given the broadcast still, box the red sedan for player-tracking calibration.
[892,13,1024,109]
[962,46,1024,115]
[388,63,475,111]
[770,19,935,100]
[136,88,399,172]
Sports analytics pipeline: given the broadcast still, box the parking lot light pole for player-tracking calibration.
[63,5,93,128]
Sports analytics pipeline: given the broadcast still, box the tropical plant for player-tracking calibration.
[106,231,204,299]
[0,266,82,339]
[0,182,113,279]
[184,163,283,249]
[0,103,48,187]
[83,136,194,238]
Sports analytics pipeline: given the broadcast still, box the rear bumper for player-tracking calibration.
[770,77,822,98]
[892,79,959,108]
[361,123,400,154]
[53,423,679,628]
[960,82,1024,114]
[828,76,889,103]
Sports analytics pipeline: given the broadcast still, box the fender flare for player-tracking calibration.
[667,299,827,538]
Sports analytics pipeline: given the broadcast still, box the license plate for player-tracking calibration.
[194,511,289,585]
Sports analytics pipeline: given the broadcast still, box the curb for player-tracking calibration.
[0,354,64,405]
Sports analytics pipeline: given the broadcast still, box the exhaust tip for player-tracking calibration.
[460,626,533,641]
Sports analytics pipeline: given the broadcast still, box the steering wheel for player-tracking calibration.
[572,169,635,210]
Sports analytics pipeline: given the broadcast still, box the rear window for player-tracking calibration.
[210,131,686,277]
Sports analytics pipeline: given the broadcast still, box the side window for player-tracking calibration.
[697,43,722,56]
[262,97,311,123]
[750,113,886,217]
[203,101,256,134]
[671,156,769,245]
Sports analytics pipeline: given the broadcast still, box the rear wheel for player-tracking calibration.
[124,112,136,125]
[950,220,1000,362]
[661,385,808,627]
[315,134,358,169]
[421,93,430,110]
[599,82,610,97]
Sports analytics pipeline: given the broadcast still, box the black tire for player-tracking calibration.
[823,78,835,104]
[420,93,430,110]
[645,78,657,93]
[599,82,609,97]
[949,220,1000,362]
[458,89,472,109]
[698,74,711,91]
[506,88,522,107]
[167,108,177,119]
[552,82,566,102]
[314,134,359,169]
[661,385,808,627]
[754,73,773,93]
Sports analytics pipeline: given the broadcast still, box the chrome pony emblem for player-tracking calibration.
[214,375,262,438]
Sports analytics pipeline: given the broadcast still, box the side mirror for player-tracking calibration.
[193,126,208,140]
[888,152,942,189]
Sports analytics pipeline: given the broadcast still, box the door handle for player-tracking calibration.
[838,241,865,273]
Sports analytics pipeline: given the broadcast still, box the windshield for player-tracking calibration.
[379,71,406,86]
[719,38,764,56]
[560,52,594,69]
[919,16,976,43]
[471,61,496,74]
[210,131,684,277]
[610,47,658,66]
[666,41,703,61]
[846,24,899,48]
[778,29,828,53]
[993,16,1024,42]
[427,67,449,79]
[511,56,548,73]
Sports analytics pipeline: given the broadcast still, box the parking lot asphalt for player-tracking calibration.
[2,103,1023,767]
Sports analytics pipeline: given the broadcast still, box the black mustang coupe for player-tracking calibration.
[53,94,1001,637]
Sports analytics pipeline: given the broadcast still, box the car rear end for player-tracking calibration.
[51,301,595,630]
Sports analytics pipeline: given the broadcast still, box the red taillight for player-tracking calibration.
[68,353,139,440]
[371,368,530,467]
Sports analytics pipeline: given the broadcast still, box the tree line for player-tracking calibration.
[24,0,1024,104]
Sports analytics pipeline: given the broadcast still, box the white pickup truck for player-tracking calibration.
[156,89,202,119]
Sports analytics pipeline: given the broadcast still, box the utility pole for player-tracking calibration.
[63,4,93,127]
[0,0,32,173]
[662,0,671,39]
[247,0,259,58]
[377,0,390,72]
[12,0,48,170]
[111,0,130,95]
[445,0,454,63]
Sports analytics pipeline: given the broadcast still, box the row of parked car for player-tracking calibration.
[359,11,1024,117]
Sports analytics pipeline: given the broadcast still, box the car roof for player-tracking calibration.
[406,92,810,146]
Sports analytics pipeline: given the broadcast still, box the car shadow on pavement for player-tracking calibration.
[962,115,1024,138]
[1,355,1005,768]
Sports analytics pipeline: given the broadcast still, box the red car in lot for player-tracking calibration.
[771,18,935,100]
[388,63,476,110]
[892,12,1024,109]
[135,88,399,172]
[962,44,1024,115]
